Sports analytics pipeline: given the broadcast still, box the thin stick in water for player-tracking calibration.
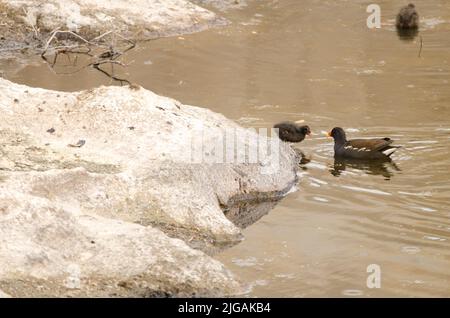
[418,35,423,58]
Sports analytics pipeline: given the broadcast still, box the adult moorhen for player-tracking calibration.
[326,127,400,160]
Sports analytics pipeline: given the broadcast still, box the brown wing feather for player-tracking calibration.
[347,138,393,151]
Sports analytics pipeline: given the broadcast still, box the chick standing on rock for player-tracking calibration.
[273,121,311,143]
[396,3,419,30]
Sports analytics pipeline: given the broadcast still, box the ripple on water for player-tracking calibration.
[240,17,262,26]
[398,191,433,197]
[253,104,279,110]
[401,246,421,254]
[406,146,432,151]
[308,177,328,185]
[342,289,364,297]
[236,117,262,124]
[251,280,269,287]
[422,18,447,29]
[423,236,447,242]
[383,17,446,30]
[340,185,392,196]
[411,206,437,213]
[232,257,259,267]
[296,171,310,178]
[313,196,329,203]
[274,273,296,279]
[353,69,383,76]
[304,162,328,171]
[407,140,439,144]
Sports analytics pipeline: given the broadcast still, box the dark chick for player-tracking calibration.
[327,127,400,160]
[396,3,419,29]
[274,121,311,143]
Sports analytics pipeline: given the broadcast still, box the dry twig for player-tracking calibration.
[40,29,137,85]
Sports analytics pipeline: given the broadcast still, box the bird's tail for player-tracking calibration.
[382,145,401,157]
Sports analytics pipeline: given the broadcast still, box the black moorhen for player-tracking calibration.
[396,3,419,29]
[327,127,400,160]
[274,121,311,143]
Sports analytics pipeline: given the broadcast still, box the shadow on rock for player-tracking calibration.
[223,200,279,230]
[292,147,311,171]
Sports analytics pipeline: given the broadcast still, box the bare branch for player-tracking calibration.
[39,29,142,85]
[93,63,131,85]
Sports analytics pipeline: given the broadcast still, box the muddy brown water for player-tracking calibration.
[2,0,450,297]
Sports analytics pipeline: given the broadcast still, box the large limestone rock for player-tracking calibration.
[0,78,298,245]
[0,189,241,297]
[0,78,298,296]
[0,0,226,39]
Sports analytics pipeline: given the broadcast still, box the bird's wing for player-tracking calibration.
[346,138,394,152]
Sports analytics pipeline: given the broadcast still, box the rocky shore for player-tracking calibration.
[0,78,299,297]
[0,0,301,297]
[0,0,233,60]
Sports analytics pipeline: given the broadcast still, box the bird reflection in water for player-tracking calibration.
[397,28,419,41]
[330,158,401,180]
